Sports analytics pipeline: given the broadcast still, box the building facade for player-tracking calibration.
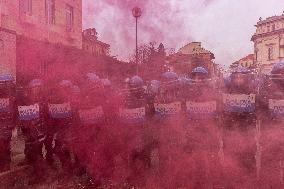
[251,12,284,74]
[168,42,216,77]
[230,54,255,70]
[0,0,82,79]
[82,28,110,56]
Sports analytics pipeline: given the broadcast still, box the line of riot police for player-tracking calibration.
[1,61,284,187]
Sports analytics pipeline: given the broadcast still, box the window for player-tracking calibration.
[19,0,32,15]
[0,39,4,54]
[45,0,55,24]
[268,47,274,60]
[272,24,276,31]
[255,50,258,61]
[267,25,270,32]
[66,4,74,31]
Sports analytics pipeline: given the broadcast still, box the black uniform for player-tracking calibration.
[258,63,284,188]
[182,67,222,188]
[116,77,150,187]
[17,87,46,182]
[221,70,258,185]
[221,71,258,129]
[46,87,74,172]
[0,82,16,172]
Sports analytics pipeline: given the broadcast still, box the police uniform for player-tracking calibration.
[76,79,107,175]
[116,76,149,187]
[152,72,187,187]
[258,62,284,187]
[183,67,223,188]
[46,80,74,171]
[17,79,47,183]
[221,66,258,129]
[221,66,258,184]
[0,75,16,172]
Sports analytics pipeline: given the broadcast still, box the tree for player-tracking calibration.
[129,42,170,80]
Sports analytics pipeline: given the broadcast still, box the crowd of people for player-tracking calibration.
[1,61,284,188]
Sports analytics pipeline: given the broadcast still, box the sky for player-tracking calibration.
[83,0,284,67]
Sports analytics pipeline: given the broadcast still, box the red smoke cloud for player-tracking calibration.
[83,0,215,59]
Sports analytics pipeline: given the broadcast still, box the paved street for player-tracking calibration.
[1,119,279,189]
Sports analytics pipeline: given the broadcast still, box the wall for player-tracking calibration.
[0,29,16,79]
[0,0,82,48]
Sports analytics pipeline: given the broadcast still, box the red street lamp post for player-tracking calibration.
[132,7,142,75]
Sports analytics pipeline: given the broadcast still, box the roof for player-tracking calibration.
[178,42,213,55]
[239,54,254,62]
[230,54,255,68]
[257,14,284,25]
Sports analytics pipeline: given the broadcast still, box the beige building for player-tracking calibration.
[82,28,110,57]
[168,42,216,76]
[0,0,82,79]
[230,54,255,70]
[251,12,284,74]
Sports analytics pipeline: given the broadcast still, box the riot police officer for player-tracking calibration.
[222,65,257,129]
[46,80,74,174]
[146,80,160,118]
[17,78,46,183]
[221,66,258,183]
[116,75,149,187]
[151,71,190,188]
[259,62,284,122]
[101,78,117,124]
[258,62,284,187]
[0,74,16,172]
[184,67,219,123]
[183,67,222,188]
[76,74,106,174]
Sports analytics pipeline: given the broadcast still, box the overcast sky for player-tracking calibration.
[83,0,284,66]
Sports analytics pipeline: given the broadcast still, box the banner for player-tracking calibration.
[48,103,72,119]
[154,102,181,115]
[79,106,104,124]
[119,107,145,120]
[223,93,256,113]
[186,101,216,116]
[18,104,40,121]
[269,99,284,116]
[0,98,9,112]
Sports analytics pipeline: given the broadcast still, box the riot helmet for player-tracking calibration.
[101,78,111,88]
[85,72,102,92]
[190,67,209,82]
[57,79,74,100]
[148,80,160,95]
[230,65,251,86]
[86,72,100,82]
[127,76,145,98]
[271,62,284,80]
[129,76,144,88]
[0,74,14,96]
[269,62,284,88]
[161,71,178,82]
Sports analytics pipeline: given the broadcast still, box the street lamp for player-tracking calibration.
[132,6,142,75]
